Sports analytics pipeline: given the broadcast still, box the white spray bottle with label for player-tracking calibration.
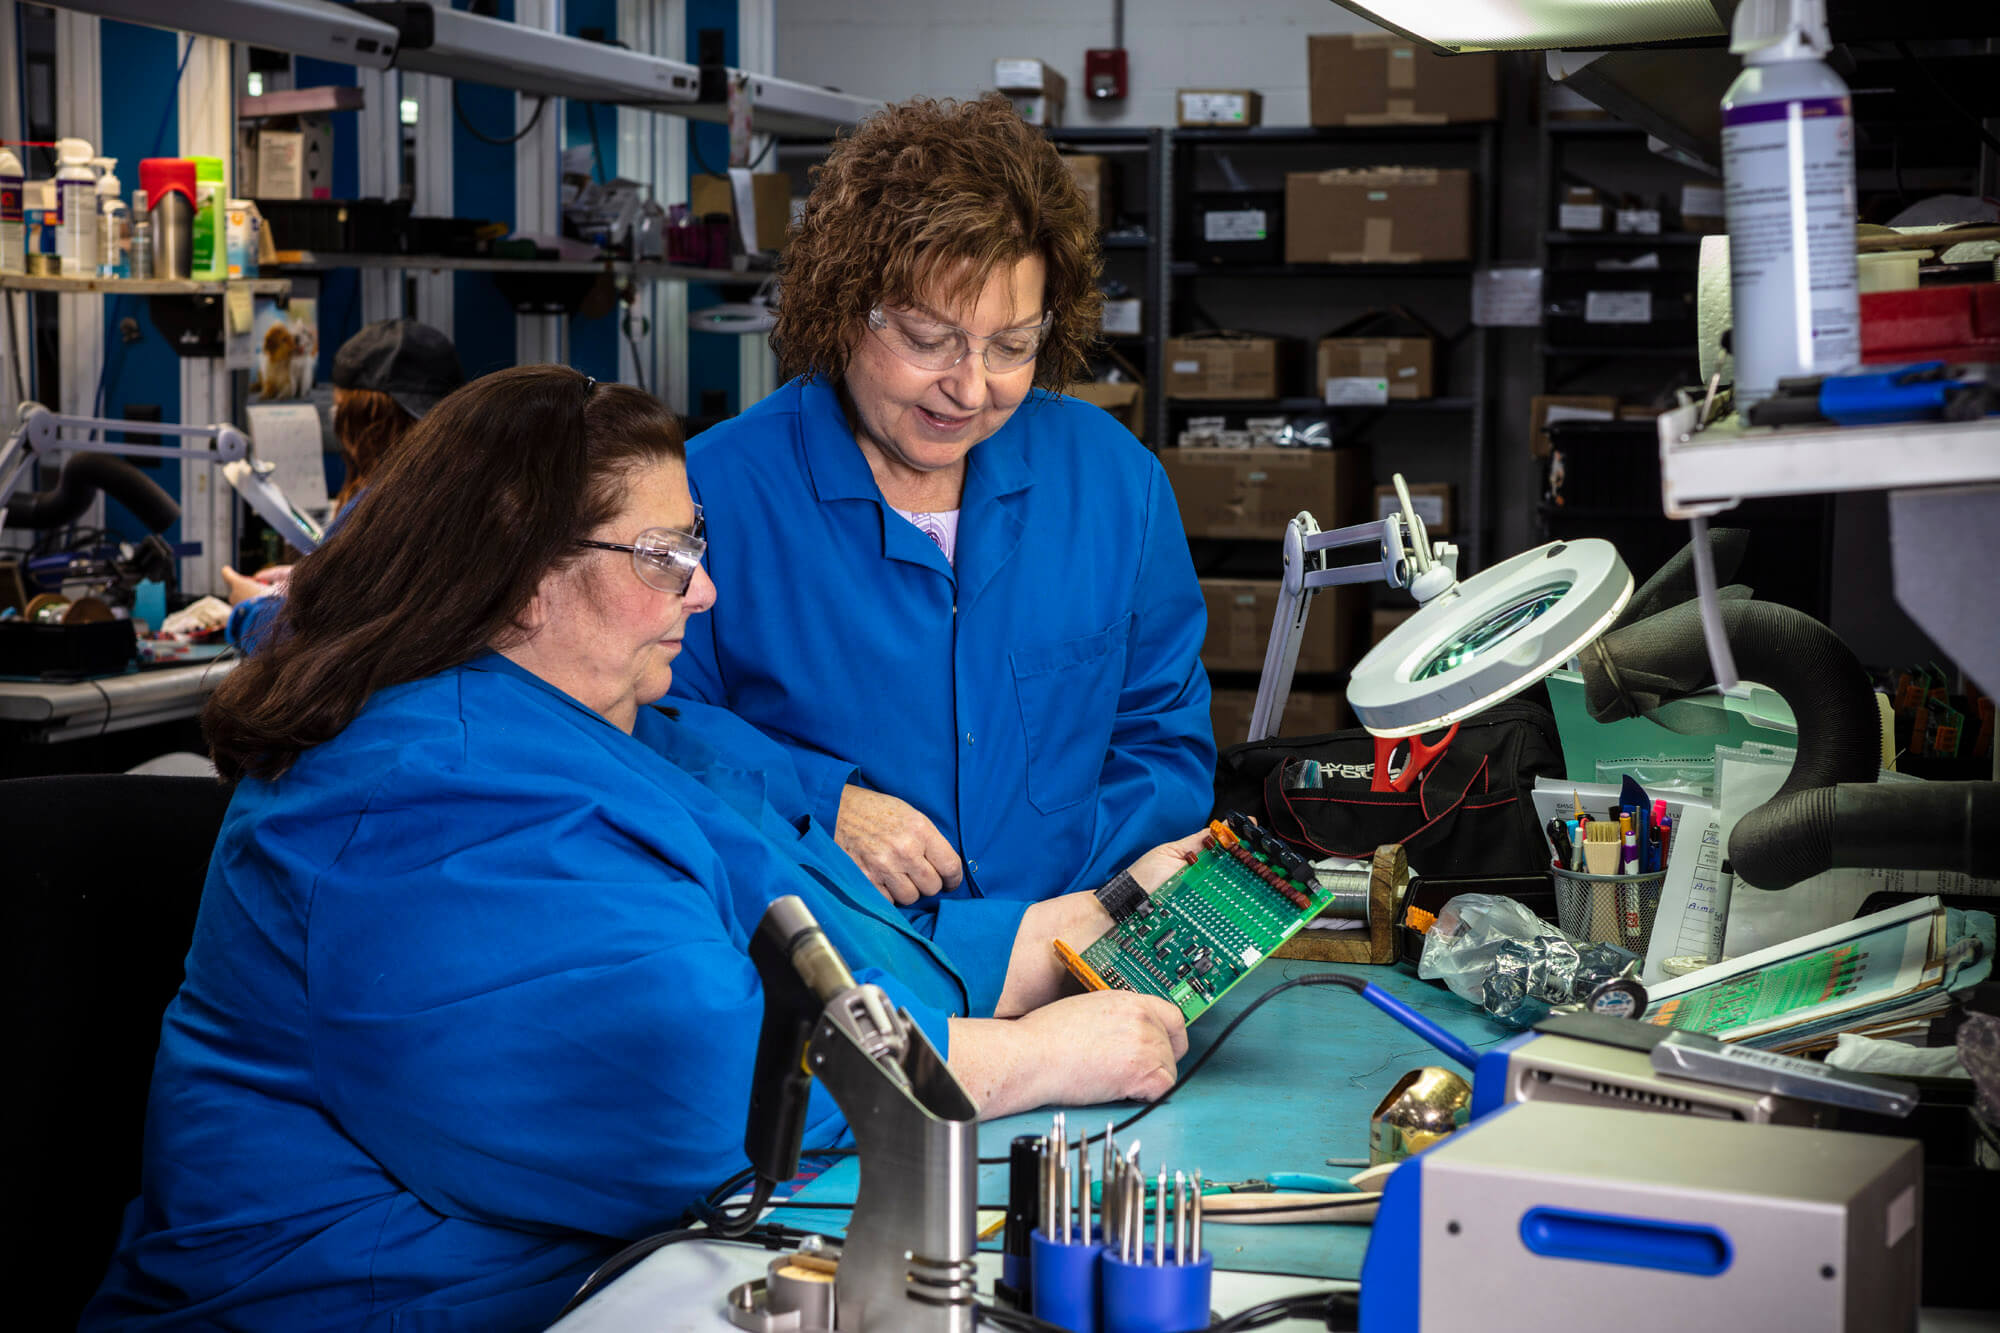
[0,145,24,275]
[54,137,99,278]
[1721,0,1859,410]
[95,157,129,278]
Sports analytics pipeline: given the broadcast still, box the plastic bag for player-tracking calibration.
[1418,893,1636,1027]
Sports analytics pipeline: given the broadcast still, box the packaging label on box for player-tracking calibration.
[1585,290,1653,324]
[1681,184,1724,218]
[1376,489,1447,528]
[1182,92,1251,123]
[994,59,1047,89]
[1473,266,1543,326]
[1100,298,1141,335]
[1173,360,1202,373]
[1559,202,1604,231]
[1615,208,1662,235]
[1326,376,1390,405]
[1205,209,1267,242]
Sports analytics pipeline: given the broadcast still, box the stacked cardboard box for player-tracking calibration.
[1308,35,1498,126]
[1160,446,1366,540]
[1286,169,1472,265]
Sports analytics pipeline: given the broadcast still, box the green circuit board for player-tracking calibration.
[1068,832,1332,1023]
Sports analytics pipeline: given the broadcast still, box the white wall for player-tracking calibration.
[775,0,1382,126]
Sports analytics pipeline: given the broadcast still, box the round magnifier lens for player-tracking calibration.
[1412,580,1571,681]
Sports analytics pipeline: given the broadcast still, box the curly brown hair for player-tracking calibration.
[774,94,1102,391]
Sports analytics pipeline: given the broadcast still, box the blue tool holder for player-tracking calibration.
[1030,1230,1103,1333]
[1099,1250,1213,1333]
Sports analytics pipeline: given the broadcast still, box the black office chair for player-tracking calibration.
[2,774,234,1329]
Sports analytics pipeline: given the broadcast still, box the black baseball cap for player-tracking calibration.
[331,319,464,420]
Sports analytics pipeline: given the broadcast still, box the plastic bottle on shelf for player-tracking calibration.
[0,145,23,275]
[95,157,129,278]
[190,155,226,281]
[55,137,99,278]
[130,188,154,280]
[1720,0,1860,410]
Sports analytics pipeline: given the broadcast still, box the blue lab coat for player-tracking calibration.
[672,378,1214,925]
[85,654,1018,1332]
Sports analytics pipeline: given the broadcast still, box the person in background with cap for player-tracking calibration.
[220,319,464,649]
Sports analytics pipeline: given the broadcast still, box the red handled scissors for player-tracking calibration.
[1371,724,1458,793]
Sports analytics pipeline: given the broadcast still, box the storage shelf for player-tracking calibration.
[1174,125,1486,144]
[1044,126,1155,146]
[1544,231,1704,248]
[1100,234,1151,250]
[1173,261,1472,278]
[1539,343,1695,360]
[265,253,766,286]
[1168,396,1475,414]
[1546,120,1648,135]
[1659,408,2000,514]
[0,274,291,296]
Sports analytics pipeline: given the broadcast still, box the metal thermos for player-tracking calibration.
[151,191,193,280]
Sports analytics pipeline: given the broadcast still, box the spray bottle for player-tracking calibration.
[95,157,129,278]
[55,137,99,278]
[0,144,23,275]
[1721,0,1859,410]
[130,187,154,280]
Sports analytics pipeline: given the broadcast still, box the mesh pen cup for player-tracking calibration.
[1551,863,1666,957]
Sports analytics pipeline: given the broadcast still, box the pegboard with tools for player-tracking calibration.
[1057,814,1334,1023]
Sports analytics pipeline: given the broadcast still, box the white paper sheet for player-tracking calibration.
[1639,797,1723,983]
[1716,744,2000,958]
[244,403,330,520]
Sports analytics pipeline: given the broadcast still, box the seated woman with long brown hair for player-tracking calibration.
[84,365,1193,1332]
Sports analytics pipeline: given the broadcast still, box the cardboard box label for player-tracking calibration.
[1100,298,1141,335]
[995,59,1049,89]
[1173,359,1201,373]
[1585,290,1654,324]
[1376,488,1447,529]
[1204,209,1267,242]
[1681,184,1724,218]
[1326,376,1389,405]
[1181,92,1251,122]
[1615,208,1662,235]
[1558,202,1604,231]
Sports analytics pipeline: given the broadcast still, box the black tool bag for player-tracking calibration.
[1212,699,1565,879]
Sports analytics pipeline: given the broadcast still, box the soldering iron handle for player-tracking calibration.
[744,896,838,1185]
[1360,983,1480,1071]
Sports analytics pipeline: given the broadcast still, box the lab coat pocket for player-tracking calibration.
[1010,615,1131,814]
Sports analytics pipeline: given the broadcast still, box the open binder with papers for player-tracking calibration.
[1642,895,1994,1053]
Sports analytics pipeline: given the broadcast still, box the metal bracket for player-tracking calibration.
[1247,475,1459,743]
[0,402,250,532]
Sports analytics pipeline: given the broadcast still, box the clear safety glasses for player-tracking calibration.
[574,505,707,596]
[866,305,1053,374]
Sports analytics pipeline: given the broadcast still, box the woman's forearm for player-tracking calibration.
[990,892,1109,1019]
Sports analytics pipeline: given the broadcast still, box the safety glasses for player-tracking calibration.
[866,305,1052,374]
[574,505,706,595]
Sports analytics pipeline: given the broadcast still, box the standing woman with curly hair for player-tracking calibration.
[670,95,1213,991]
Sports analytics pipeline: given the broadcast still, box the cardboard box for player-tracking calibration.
[997,58,1065,126]
[1062,154,1112,229]
[1201,578,1360,674]
[1067,381,1145,440]
[1318,335,1434,402]
[1530,394,1618,459]
[690,172,792,254]
[1557,185,1604,232]
[1678,182,1725,234]
[1285,168,1471,264]
[250,117,334,200]
[1176,89,1264,128]
[1161,445,1366,539]
[1308,35,1498,127]
[1373,482,1453,536]
[1165,333,1285,400]
[1370,607,1416,647]
[1210,687,1352,750]
[1100,298,1142,336]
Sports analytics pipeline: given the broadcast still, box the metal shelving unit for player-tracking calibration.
[1164,122,1499,574]
[263,253,766,286]
[0,274,292,296]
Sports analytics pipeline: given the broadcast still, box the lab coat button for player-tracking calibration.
[968,859,979,873]
[964,732,975,745]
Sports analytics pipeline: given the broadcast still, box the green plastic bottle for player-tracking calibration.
[191,155,226,280]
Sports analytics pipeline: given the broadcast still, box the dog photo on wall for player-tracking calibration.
[252,296,319,402]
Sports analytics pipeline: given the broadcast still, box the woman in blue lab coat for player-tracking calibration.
[671,96,1215,939]
[85,366,1189,1333]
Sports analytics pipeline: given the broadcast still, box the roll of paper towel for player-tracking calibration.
[1697,233,1732,388]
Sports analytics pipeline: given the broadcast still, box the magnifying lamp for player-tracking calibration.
[1250,474,1633,741]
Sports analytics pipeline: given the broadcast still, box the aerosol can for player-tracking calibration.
[0,145,24,275]
[1721,0,1859,410]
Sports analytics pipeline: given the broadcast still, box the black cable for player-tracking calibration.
[976,973,1369,1164]
[1211,1289,1361,1332]
[451,84,550,147]
[976,1302,1073,1333]
[1895,40,2000,160]
[583,101,608,183]
[689,129,778,182]
[553,1218,817,1321]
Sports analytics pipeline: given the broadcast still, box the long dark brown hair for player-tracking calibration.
[330,386,413,512]
[206,365,685,782]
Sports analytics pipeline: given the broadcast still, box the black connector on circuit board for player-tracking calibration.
[1094,868,1151,924]
[1223,811,1317,886]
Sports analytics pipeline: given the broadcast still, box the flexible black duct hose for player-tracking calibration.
[1583,598,1882,888]
[4,453,180,533]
